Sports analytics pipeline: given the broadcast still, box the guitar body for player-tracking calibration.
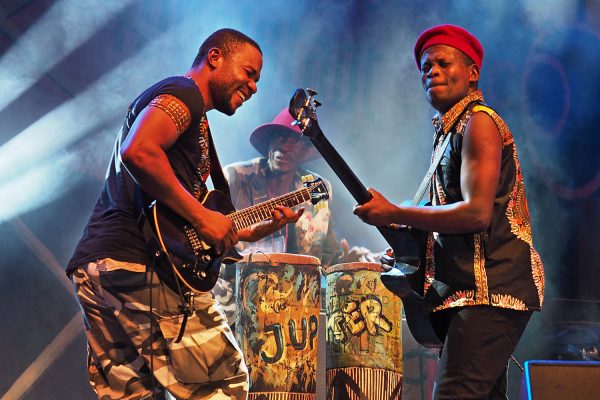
[378,225,426,294]
[378,227,444,348]
[289,88,442,348]
[149,190,243,293]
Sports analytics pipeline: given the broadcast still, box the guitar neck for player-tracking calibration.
[228,186,313,230]
[309,122,372,204]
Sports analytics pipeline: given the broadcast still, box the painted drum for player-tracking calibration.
[324,262,403,400]
[236,252,322,400]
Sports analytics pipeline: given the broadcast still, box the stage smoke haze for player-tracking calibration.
[0,2,598,399]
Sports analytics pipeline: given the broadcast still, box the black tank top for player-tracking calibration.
[66,76,208,274]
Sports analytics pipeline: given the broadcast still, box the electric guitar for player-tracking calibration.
[146,178,329,293]
[289,89,442,348]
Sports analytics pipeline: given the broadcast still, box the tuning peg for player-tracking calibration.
[306,88,318,97]
[313,100,322,108]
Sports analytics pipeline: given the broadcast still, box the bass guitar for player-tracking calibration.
[146,178,329,293]
[289,89,442,348]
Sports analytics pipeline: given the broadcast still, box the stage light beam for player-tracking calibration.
[0,0,134,112]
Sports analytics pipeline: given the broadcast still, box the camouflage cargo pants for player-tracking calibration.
[72,258,248,399]
[211,264,237,327]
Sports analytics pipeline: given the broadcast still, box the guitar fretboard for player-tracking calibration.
[228,183,321,230]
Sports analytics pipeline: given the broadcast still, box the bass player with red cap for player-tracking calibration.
[354,24,545,399]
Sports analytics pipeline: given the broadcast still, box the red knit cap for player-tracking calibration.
[414,24,484,70]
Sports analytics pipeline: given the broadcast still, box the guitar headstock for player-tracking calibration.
[304,177,329,205]
[289,88,322,139]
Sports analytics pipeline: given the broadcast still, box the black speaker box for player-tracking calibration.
[519,360,600,400]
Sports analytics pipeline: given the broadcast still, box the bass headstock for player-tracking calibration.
[303,177,329,205]
[288,88,322,139]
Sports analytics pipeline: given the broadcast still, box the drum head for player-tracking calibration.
[324,261,384,275]
[240,252,320,266]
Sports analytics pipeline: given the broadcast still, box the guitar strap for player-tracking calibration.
[206,125,232,202]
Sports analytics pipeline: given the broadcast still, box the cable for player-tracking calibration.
[148,258,156,399]
[510,354,524,372]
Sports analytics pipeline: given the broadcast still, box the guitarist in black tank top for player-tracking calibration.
[353,25,544,400]
[67,29,303,400]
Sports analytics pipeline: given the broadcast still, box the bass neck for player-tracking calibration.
[309,122,372,205]
[306,122,402,244]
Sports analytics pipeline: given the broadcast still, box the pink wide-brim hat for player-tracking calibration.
[249,107,318,160]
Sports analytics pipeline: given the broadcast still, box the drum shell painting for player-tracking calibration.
[236,253,322,399]
[324,262,403,399]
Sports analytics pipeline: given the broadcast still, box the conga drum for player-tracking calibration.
[236,253,321,400]
[324,262,403,400]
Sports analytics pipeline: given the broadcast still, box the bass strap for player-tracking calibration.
[411,131,452,205]
[411,98,484,205]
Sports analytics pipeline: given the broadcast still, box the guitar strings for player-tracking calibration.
[229,182,323,230]
[232,190,310,229]
[232,186,313,224]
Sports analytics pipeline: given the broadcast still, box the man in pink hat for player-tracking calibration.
[354,24,544,399]
[227,108,330,255]
[213,107,374,324]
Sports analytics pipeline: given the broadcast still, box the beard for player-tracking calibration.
[209,79,236,116]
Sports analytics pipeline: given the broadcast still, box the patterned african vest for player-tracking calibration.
[424,90,544,312]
